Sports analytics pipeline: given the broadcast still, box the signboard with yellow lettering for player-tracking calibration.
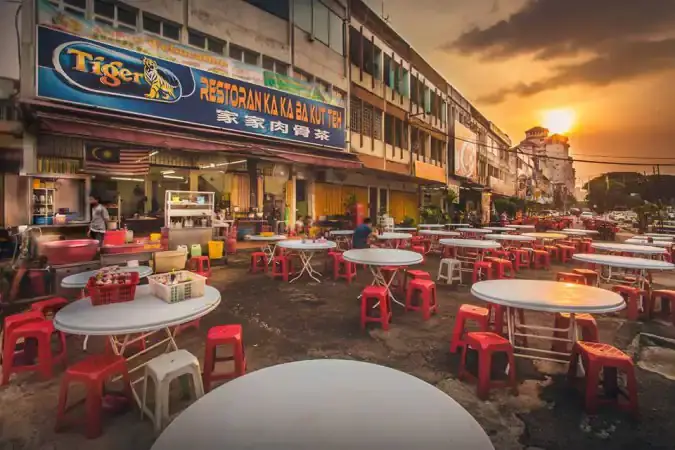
[36,26,346,149]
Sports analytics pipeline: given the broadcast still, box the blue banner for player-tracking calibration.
[36,26,346,149]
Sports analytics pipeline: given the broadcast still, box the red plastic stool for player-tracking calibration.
[31,297,69,318]
[531,250,551,270]
[567,341,639,417]
[2,319,66,385]
[510,248,530,271]
[324,250,342,274]
[55,354,133,439]
[27,269,47,297]
[458,331,517,400]
[544,245,560,262]
[651,289,675,323]
[360,286,391,331]
[380,266,401,292]
[449,304,490,353]
[486,258,515,279]
[402,269,431,293]
[472,261,493,283]
[488,250,509,260]
[572,268,599,287]
[250,252,268,273]
[202,325,246,392]
[556,272,587,284]
[174,320,201,336]
[1,311,45,366]
[188,256,212,278]
[611,285,646,321]
[405,279,438,320]
[334,254,357,284]
[487,304,526,337]
[411,245,426,263]
[272,256,294,282]
[552,313,599,353]
[557,245,575,263]
[443,246,458,258]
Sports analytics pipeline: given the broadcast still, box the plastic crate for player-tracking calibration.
[148,270,206,304]
[86,272,140,306]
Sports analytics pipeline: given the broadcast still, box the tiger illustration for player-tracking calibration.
[142,57,177,101]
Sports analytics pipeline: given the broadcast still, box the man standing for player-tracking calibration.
[352,218,374,249]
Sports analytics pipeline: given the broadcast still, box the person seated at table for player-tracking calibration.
[295,214,305,234]
[353,218,373,249]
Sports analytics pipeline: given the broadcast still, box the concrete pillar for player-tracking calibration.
[247,159,258,210]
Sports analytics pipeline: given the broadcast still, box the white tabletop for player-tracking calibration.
[483,227,514,232]
[342,248,423,266]
[418,224,445,228]
[277,240,337,251]
[625,239,672,248]
[246,235,288,242]
[644,233,675,238]
[393,227,417,231]
[505,225,535,230]
[53,285,221,335]
[439,239,501,250]
[573,253,675,270]
[329,230,354,236]
[591,242,666,255]
[446,223,469,228]
[376,232,413,240]
[484,234,536,242]
[418,230,461,237]
[471,280,625,314]
[556,229,591,236]
[61,266,153,289]
[524,232,567,240]
[561,228,599,235]
[151,360,495,450]
[633,235,674,241]
[457,228,492,234]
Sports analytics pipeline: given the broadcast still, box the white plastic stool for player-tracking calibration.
[438,258,462,285]
[141,350,205,434]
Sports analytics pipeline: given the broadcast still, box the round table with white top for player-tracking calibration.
[556,229,591,237]
[644,233,675,239]
[457,228,493,239]
[524,232,567,243]
[625,238,673,248]
[439,239,500,272]
[446,223,469,228]
[633,234,674,241]
[61,265,154,289]
[277,239,337,283]
[573,253,675,288]
[376,232,413,249]
[591,242,667,257]
[393,227,417,232]
[471,279,625,363]
[54,284,221,413]
[151,359,495,450]
[419,230,461,253]
[245,234,287,264]
[343,248,423,306]
[505,224,536,231]
[329,230,354,250]
[483,227,514,233]
[561,228,599,235]
[418,224,445,229]
[484,234,536,244]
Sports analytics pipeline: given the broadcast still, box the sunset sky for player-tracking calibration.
[366,0,675,182]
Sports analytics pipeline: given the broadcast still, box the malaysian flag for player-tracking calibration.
[84,144,150,176]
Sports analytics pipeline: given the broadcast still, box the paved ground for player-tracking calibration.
[2,245,675,450]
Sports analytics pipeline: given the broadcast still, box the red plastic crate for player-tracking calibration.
[86,272,140,306]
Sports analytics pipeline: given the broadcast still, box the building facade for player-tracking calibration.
[0,0,509,227]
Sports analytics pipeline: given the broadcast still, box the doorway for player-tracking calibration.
[369,187,378,222]
[296,179,308,219]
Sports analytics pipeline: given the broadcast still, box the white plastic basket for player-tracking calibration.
[147,270,207,303]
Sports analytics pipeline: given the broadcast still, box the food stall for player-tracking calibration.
[163,190,214,251]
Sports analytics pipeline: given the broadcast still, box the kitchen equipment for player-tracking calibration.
[103,230,126,246]
[42,239,99,265]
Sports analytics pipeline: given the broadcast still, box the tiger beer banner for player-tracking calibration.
[36,26,346,149]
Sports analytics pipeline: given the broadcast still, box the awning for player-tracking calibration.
[25,99,362,170]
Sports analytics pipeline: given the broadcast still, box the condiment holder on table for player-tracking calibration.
[148,270,207,304]
[85,266,140,306]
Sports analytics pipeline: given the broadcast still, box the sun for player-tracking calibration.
[542,108,576,134]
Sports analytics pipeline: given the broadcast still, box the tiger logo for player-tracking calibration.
[142,57,177,101]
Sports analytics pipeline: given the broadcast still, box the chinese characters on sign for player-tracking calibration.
[215,111,332,142]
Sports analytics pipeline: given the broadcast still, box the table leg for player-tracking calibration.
[369,266,404,307]
[262,244,275,265]
[289,251,321,283]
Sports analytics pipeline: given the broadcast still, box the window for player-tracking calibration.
[230,45,260,66]
[50,0,86,18]
[312,1,329,45]
[188,29,225,54]
[93,0,137,31]
[294,0,312,32]
[328,11,344,54]
[373,107,383,141]
[384,114,394,146]
[332,87,346,104]
[243,0,290,20]
[143,13,181,41]
[410,75,419,104]
[292,67,313,82]
[350,97,361,133]
[431,138,445,166]
[349,27,361,67]
[362,103,373,138]
[262,56,289,75]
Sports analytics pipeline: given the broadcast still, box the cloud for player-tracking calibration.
[447,0,675,59]
[477,38,675,104]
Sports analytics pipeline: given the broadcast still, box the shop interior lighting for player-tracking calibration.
[163,175,184,180]
[111,177,145,182]
[199,160,246,169]
[160,169,175,175]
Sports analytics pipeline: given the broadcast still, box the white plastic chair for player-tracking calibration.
[438,258,462,285]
